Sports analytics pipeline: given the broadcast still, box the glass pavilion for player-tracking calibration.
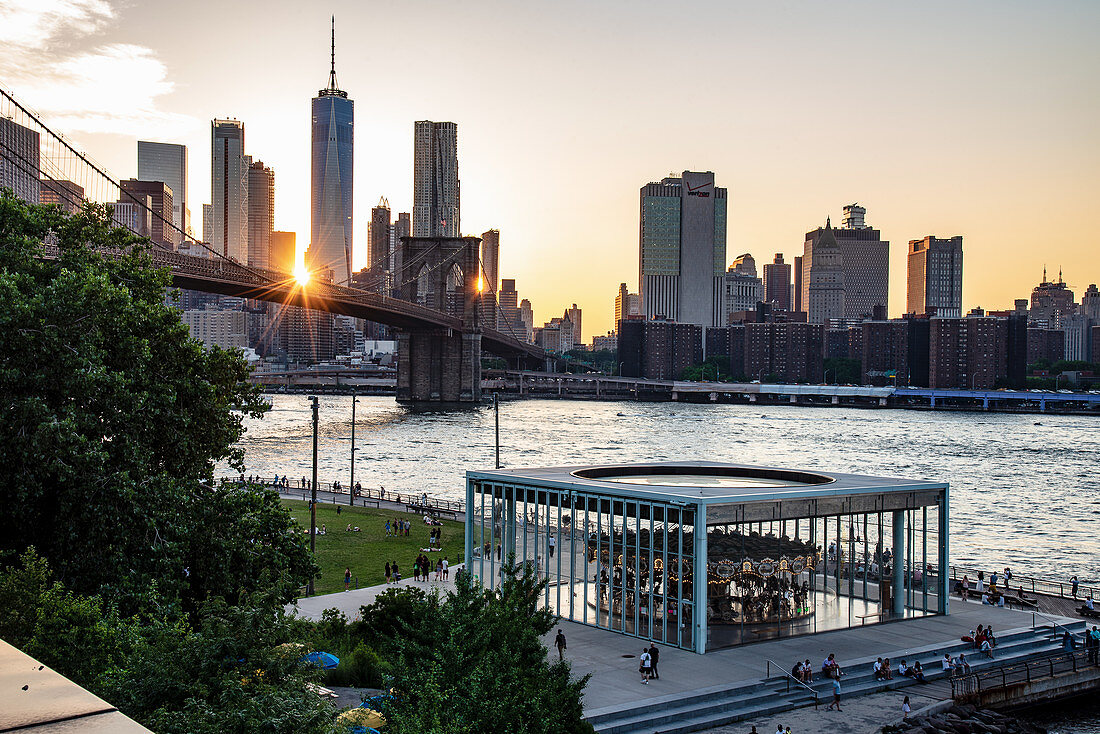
[465,462,949,653]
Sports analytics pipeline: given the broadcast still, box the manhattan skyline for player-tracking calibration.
[1,0,1098,334]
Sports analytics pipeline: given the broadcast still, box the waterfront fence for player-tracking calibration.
[949,565,1097,602]
[951,648,1097,702]
[218,476,465,514]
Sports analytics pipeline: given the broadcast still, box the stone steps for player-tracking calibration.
[588,622,1085,734]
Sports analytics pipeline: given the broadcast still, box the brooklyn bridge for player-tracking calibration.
[2,87,560,403]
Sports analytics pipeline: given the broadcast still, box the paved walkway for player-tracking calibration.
[290,566,468,620]
[541,599,1060,717]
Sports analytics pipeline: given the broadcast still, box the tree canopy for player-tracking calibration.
[0,193,313,611]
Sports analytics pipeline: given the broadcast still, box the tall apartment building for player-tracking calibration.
[614,283,641,331]
[1027,327,1065,365]
[1082,284,1100,321]
[111,196,153,238]
[413,121,460,237]
[763,253,792,311]
[481,229,500,295]
[181,308,249,350]
[618,320,702,380]
[805,220,845,324]
[498,279,519,336]
[39,180,85,214]
[0,118,39,204]
[639,171,727,328]
[311,20,354,285]
[284,306,336,363]
[368,198,391,280]
[723,259,763,320]
[792,256,804,314]
[211,119,248,262]
[137,141,188,237]
[1061,313,1092,362]
[800,204,889,322]
[907,236,963,318]
[246,159,274,269]
[120,179,173,249]
[743,322,824,383]
[1028,271,1076,328]
[270,231,296,274]
[518,299,534,343]
[563,304,582,345]
[860,321,907,385]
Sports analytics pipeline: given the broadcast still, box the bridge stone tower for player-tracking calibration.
[395,236,483,403]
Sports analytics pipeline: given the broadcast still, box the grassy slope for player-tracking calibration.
[282,499,465,596]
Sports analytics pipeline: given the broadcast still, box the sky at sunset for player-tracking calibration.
[2,0,1098,337]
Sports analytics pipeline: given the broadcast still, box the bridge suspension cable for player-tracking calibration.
[0,85,277,283]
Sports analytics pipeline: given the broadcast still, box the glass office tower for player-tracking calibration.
[310,18,354,285]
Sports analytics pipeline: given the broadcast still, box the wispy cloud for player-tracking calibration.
[0,0,196,136]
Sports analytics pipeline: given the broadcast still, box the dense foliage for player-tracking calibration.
[0,194,326,731]
[313,563,594,734]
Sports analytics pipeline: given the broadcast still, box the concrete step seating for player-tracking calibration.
[587,621,1086,734]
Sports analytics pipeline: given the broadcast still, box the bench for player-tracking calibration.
[356,498,380,508]
[857,612,888,625]
[1004,595,1038,609]
[406,503,458,520]
[1078,605,1100,619]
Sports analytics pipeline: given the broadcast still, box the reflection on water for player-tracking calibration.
[226,396,1100,581]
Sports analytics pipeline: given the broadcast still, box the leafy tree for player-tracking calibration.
[0,193,313,610]
[378,563,593,734]
[681,355,731,382]
[822,356,862,385]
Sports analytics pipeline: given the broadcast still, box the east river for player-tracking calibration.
[230,394,1100,583]
[229,394,1100,731]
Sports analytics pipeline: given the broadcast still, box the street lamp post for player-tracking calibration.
[618,361,624,377]
[349,388,358,506]
[494,392,501,469]
[308,395,319,596]
[824,369,832,385]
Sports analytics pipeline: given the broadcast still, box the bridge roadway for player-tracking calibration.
[42,243,548,362]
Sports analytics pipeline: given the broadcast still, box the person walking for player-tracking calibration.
[555,629,567,660]
[1072,575,1080,599]
[392,561,400,582]
[825,676,842,711]
[639,648,652,683]
[385,562,391,584]
[344,567,352,591]
[648,644,660,680]
[902,696,911,719]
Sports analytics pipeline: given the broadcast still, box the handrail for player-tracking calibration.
[949,564,1097,601]
[951,647,1095,701]
[764,658,819,708]
[1031,609,1086,646]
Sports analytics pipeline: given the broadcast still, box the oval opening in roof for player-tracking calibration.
[571,465,833,489]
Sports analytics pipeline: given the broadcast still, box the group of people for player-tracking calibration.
[966,624,997,658]
[871,657,927,682]
[637,643,661,684]
[427,527,443,546]
[386,518,411,537]
[411,554,449,582]
[943,652,972,676]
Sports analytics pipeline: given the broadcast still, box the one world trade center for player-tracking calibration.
[310,17,353,285]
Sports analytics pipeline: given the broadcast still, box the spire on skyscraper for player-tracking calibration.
[320,15,347,98]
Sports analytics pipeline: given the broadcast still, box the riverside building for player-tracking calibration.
[466,461,949,653]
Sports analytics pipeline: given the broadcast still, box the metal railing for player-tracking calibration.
[764,658,820,708]
[950,565,1097,601]
[951,647,1099,701]
[223,476,465,514]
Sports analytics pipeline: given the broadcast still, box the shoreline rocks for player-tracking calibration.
[882,704,1046,734]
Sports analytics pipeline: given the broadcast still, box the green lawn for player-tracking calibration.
[282,500,465,596]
